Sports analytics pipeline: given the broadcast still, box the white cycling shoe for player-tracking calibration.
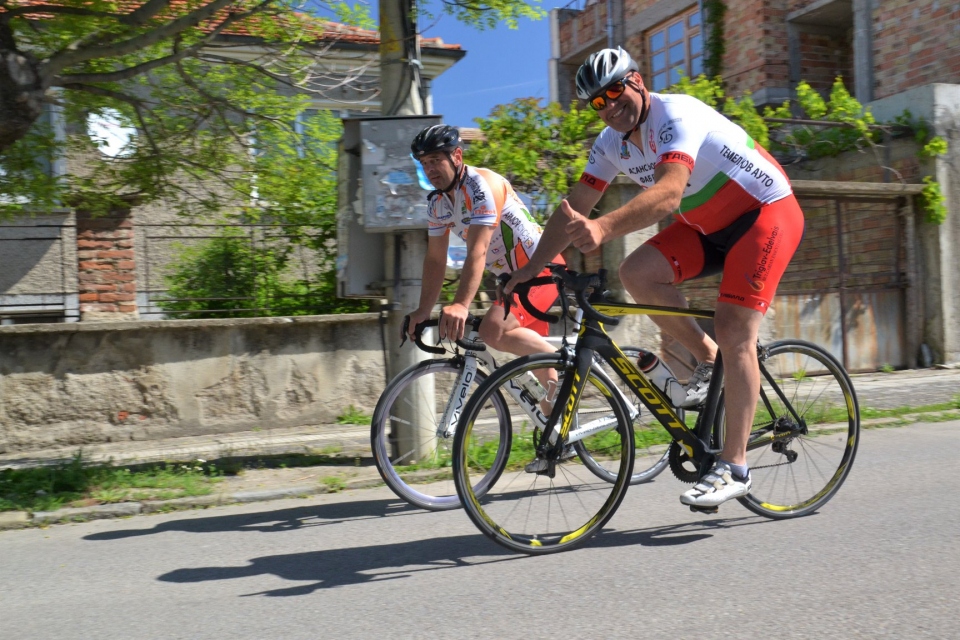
[680,460,752,508]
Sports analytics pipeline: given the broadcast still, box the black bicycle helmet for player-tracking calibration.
[575,46,640,100]
[411,124,461,159]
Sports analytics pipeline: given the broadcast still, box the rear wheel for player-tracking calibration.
[453,353,634,554]
[719,340,860,518]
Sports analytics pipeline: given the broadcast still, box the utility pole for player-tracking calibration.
[380,0,433,461]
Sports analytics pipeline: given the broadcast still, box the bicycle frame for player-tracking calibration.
[542,300,720,467]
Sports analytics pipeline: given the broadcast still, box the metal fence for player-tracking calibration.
[138,222,331,319]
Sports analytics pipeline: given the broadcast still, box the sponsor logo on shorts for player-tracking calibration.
[751,225,781,286]
[720,293,746,302]
[744,273,765,291]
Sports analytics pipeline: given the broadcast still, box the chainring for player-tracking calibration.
[668,441,700,483]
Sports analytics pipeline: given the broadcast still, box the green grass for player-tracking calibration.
[0,453,224,513]
[336,405,372,425]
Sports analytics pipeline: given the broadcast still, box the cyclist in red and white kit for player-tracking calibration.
[406,125,564,364]
[505,47,805,509]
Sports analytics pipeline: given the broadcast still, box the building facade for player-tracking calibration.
[0,24,463,324]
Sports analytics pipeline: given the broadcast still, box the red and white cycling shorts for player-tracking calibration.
[645,194,805,314]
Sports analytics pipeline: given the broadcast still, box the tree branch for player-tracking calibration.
[55,5,253,85]
[2,5,124,19]
[121,0,175,27]
[42,0,276,78]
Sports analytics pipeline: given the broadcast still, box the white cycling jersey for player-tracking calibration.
[427,165,543,275]
[580,92,793,234]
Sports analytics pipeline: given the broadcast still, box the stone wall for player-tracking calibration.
[0,314,387,454]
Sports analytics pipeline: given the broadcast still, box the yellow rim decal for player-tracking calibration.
[758,463,847,511]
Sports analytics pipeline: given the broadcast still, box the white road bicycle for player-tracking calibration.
[370,311,672,511]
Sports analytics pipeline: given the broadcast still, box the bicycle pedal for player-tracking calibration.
[689,505,719,515]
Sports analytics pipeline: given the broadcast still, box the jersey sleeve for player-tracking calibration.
[464,170,503,227]
[651,97,706,173]
[426,193,450,237]
[578,130,620,192]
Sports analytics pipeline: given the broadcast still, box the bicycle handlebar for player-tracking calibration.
[497,264,622,327]
[400,314,486,354]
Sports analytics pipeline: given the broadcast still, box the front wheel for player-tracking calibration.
[719,339,860,518]
[453,353,635,555]
[371,358,511,511]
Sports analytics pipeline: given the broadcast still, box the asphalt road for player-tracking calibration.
[2,420,958,640]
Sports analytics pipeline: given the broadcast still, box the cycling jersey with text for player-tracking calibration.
[580,93,793,234]
[427,165,543,275]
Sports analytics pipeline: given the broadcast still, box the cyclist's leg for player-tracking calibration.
[619,225,717,365]
[683,196,805,507]
[482,267,563,403]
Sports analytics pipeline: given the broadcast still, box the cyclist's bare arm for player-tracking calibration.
[592,162,690,241]
[440,224,494,340]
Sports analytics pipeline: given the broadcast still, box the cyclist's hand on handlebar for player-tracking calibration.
[563,199,605,254]
[439,303,469,342]
[501,263,539,297]
[405,308,431,339]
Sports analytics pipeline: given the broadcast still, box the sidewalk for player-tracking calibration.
[1,366,957,530]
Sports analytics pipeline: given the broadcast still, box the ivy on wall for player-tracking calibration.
[702,0,727,80]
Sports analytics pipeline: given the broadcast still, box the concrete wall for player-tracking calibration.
[0,314,387,454]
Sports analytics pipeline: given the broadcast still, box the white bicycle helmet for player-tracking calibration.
[575,46,640,100]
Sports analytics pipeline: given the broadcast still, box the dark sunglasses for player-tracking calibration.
[589,78,629,111]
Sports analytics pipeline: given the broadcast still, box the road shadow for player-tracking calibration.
[83,496,423,541]
[159,532,517,596]
[154,514,770,597]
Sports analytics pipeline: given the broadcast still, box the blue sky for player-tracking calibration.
[421,1,572,128]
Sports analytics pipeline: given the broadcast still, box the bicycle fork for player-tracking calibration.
[437,353,483,439]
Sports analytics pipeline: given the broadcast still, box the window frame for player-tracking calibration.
[646,6,703,93]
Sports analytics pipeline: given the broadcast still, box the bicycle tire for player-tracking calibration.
[453,353,635,554]
[371,358,511,511]
[578,346,672,484]
[717,339,860,518]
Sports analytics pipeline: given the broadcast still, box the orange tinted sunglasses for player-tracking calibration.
[589,78,628,111]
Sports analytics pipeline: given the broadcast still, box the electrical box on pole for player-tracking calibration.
[336,115,441,299]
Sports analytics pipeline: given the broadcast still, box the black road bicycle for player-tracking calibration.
[451,264,861,555]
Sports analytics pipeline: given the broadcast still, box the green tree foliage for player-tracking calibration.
[422,0,544,29]
[464,98,602,218]
[664,73,786,148]
[160,109,370,317]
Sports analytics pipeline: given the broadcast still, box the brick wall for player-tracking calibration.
[75,208,138,321]
[873,0,960,100]
[796,30,854,94]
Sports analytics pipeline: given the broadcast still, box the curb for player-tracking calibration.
[0,476,384,531]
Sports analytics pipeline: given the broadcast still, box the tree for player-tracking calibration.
[0,0,542,216]
[464,97,602,219]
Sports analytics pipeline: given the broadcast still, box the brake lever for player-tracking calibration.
[400,315,410,347]
[496,274,513,321]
